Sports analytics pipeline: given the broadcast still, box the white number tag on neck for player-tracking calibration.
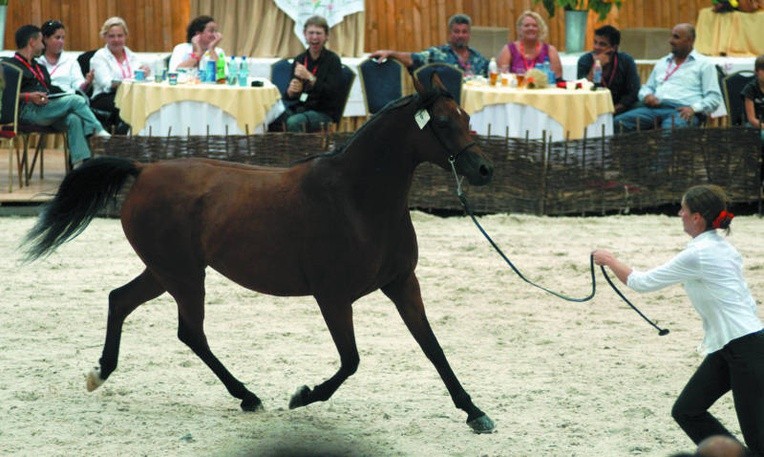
[414,109,430,129]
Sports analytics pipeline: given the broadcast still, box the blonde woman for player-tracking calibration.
[496,10,562,80]
[90,17,149,134]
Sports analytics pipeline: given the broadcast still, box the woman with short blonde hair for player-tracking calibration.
[496,10,561,80]
[89,16,149,134]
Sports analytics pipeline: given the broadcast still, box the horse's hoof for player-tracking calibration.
[467,414,496,434]
[241,396,264,412]
[86,367,105,392]
[288,385,311,409]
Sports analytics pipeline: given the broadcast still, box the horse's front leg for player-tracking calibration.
[289,300,359,409]
[382,272,495,434]
[87,269,165,392]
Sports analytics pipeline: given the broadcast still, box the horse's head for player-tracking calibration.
[413,73,493,186]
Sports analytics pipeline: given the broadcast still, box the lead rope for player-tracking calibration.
[447,158,669,335]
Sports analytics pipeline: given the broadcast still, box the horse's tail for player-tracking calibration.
[22,156,141,262]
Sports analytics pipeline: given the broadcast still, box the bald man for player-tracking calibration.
[613,23,722,132]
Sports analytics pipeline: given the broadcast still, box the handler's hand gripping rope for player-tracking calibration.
[448,158,669,336]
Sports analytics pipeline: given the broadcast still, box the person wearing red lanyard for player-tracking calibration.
[37,20,93,96]
[275,15,342,133]
[168,15,225,72]
[90,17,150,135]
[3,25,110,169]
[576,25,640,115]
[496,11,562,81]
[613,23,722,133]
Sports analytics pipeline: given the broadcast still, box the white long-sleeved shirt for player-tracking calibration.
[627,230,762,354]
[37,53,86,94]
[90,45,143,99]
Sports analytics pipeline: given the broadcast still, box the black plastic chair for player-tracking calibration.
[721,70,755,126]
[334,64,356,125]
[270,58,298,110]
[77,49,98,79]
[358,58,404,115]
[413,63,464,105]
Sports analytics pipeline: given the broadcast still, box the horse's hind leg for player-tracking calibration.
[289,301,359,409]
[88,268,166,391]
[166,276,263,412]
[381,272,495,434]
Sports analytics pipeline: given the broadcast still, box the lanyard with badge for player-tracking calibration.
[15,54,49,91]
[300,56,318,102]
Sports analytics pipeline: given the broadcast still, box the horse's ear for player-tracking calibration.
[413,72,425,95]
[413,71,445,96]
[430,73,446,92]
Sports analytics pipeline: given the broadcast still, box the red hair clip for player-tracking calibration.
[712,210,734,229]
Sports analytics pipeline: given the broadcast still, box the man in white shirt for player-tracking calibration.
[613,23,722,132]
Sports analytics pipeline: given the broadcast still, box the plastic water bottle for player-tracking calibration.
[199,53,209,82]
[227,56,238,85]
[488,57,498,86]
[593,59,603,88]
[543,56,555,84]
[238,56,249,87]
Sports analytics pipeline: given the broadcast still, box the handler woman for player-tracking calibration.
[593,184,764,456]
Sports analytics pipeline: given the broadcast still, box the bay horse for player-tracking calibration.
[22,75,495,433]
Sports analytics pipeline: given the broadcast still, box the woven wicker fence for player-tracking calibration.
[96,126,762,216]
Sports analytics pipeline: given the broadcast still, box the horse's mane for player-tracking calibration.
[292,86,451,165]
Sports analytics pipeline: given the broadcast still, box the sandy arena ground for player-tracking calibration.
[1,212,763,456]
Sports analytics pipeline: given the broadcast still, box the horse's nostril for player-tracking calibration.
[480,165,492,177]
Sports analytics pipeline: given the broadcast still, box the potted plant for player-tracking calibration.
[0,0,7,51]
[712,0,761,12]
[533,0,624,21]
[533,0,624,53]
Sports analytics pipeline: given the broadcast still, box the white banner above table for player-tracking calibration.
[273,0,364,46]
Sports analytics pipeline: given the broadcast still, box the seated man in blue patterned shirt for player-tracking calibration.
[370,13,489,78]
[613,23,722,133]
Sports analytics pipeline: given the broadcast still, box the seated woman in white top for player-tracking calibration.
[37,19,93,96]
[90,16,150,134]
[169,15,225,72]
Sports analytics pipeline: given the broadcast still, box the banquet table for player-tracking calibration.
[695,7,764,57]
[114,80,285,136]
[461,84,615,140]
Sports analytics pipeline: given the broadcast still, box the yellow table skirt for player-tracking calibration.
[462,85,614,139]
[115,81,282,134]
[695,7,764,57]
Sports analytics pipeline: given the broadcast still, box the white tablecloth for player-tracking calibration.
[469,104,612,141]
[138,99,285,136]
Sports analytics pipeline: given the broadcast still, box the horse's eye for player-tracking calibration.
[435,116,450,128]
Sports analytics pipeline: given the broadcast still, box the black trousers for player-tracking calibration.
[91,92,130,134]
[672,330,764,456]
